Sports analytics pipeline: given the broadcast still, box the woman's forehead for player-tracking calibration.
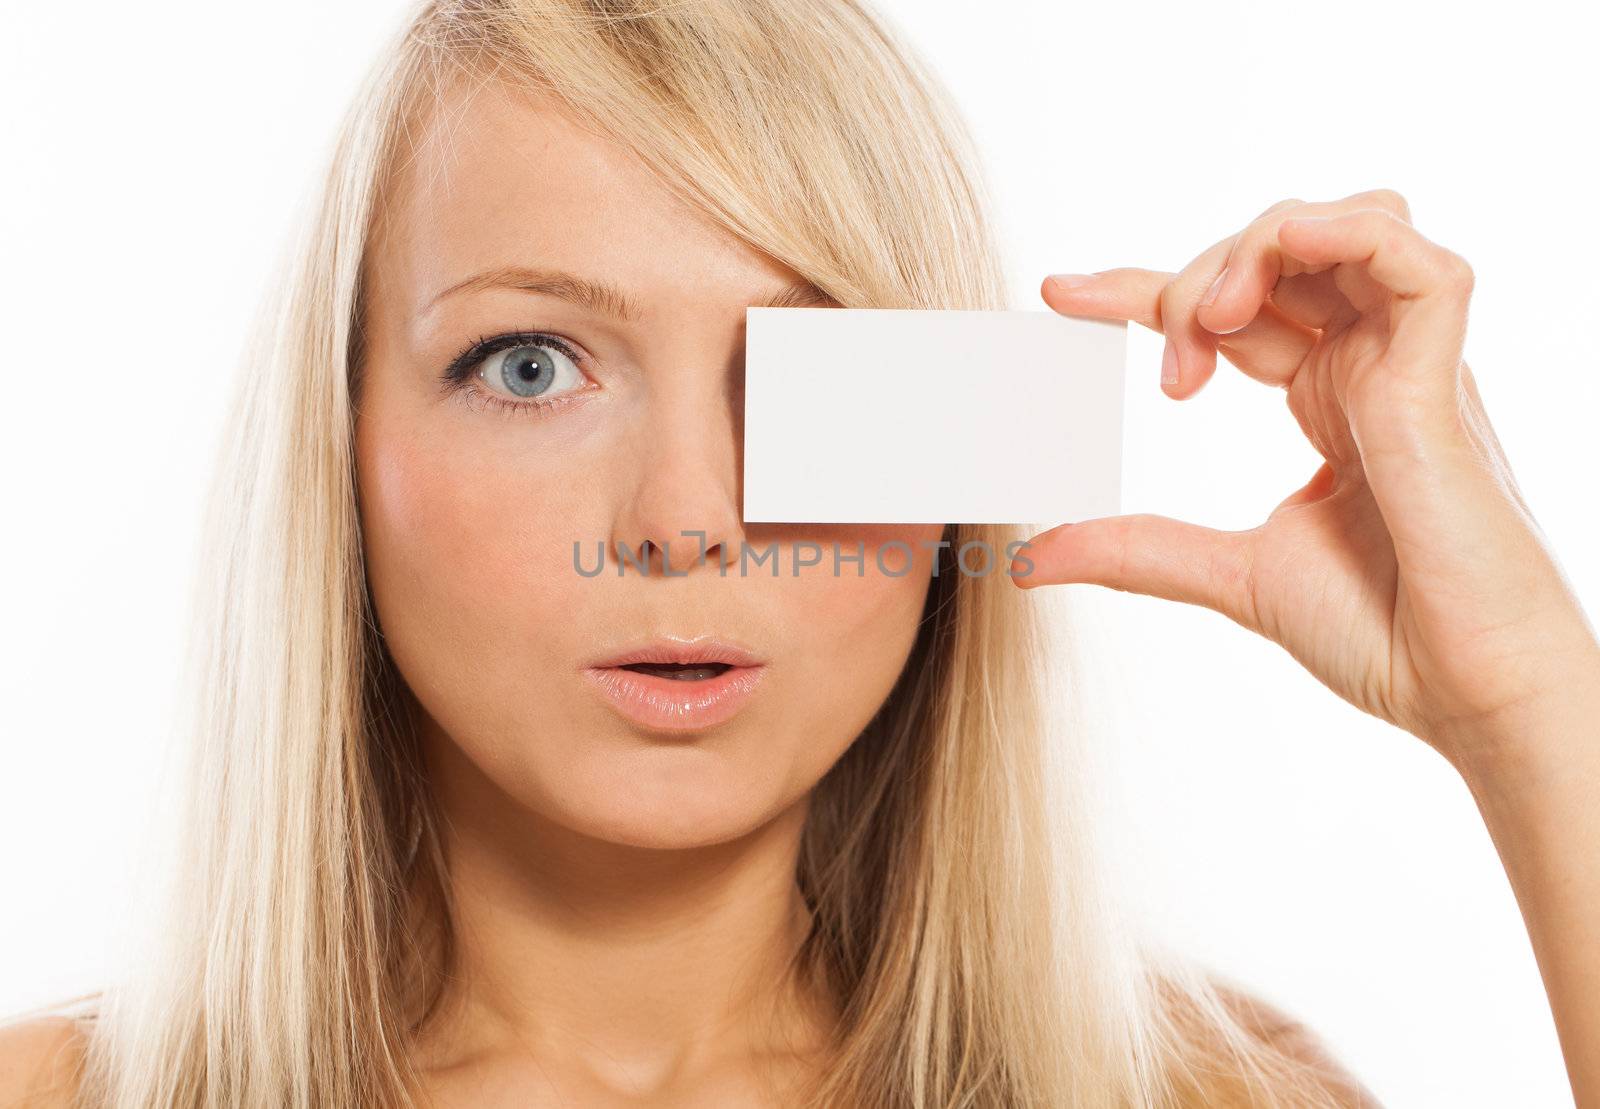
[371,78,792,329]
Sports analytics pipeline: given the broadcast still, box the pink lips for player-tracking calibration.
[581,635,767,733]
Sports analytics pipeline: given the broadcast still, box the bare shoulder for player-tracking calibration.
[0,1016,88,1108]
[1213,984,1383,1108]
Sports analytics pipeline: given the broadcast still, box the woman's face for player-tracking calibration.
[355,80,943,850]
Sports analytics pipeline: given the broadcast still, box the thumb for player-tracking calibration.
[1012,513,1259,630]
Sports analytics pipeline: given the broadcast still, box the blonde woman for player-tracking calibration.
[4,1,1598,1106]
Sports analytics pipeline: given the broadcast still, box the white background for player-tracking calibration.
[2,2,1595,1105]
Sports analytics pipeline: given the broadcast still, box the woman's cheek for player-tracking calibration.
[356,411,608,741]
[783,524,944,707]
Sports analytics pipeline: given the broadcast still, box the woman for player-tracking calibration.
[3,0,1596,1105]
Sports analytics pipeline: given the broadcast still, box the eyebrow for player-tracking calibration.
[423,264,834,321]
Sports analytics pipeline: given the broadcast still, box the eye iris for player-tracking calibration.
[501,346,556,397]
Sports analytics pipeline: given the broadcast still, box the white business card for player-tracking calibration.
[742,307,1126,525]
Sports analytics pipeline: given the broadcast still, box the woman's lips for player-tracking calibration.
[581,634,768,733]
[581,661,767,733]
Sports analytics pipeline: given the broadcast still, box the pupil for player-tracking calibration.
[502,347,555,397]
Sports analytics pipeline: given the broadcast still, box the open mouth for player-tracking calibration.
[617,661,735,681]
[582,637,767,732]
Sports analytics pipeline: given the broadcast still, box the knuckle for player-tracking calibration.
[1439,249,1475,292]
[1156,280,1181,333]
[1360,187,1412,222]
[1369,209,1414,251]
[1257,197,1305,221]
[1362,209,1410,254]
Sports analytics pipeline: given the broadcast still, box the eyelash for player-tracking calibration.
[438,330,597,418]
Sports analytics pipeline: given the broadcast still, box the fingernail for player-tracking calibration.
[1047,273,1096,290]
[1201,266,1229,308]
[1161,338,1180,386]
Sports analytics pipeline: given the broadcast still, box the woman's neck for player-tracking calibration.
[409,722,836,1101]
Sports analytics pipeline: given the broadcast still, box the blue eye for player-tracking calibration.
[482,341,584,399]
[438,331,598,418]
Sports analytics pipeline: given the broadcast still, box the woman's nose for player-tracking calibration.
[609,392,745,575]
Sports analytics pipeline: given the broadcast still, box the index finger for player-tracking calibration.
[1041,267,1167,331]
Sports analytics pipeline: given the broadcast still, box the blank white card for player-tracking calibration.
[742,307,1126,525]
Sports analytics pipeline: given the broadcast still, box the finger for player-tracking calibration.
[1011,512,1261,633]
[1159,190,1408,395]
[1269,271,1360,331]
[1040,267,1166,331]
[1271,211,1524,643]
[1196,189,1413,339]
[1254,197,1307,220]
[1157,239,1239,397]
[1215,302,1321,387]
[1041,269,1318,390]
[1277,208,1468,310]
[1276,209,1473,391]
[1275,207,1478,503]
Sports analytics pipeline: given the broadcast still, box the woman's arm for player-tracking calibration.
[1447,677,1600,1105]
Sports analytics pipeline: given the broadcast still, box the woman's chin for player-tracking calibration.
[543,746,799,851]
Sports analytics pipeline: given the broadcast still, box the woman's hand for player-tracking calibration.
[1021,188,1600,1103]
[1017,189,1600,774]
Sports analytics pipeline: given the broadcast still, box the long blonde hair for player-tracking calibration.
[22,1,1351,1105]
